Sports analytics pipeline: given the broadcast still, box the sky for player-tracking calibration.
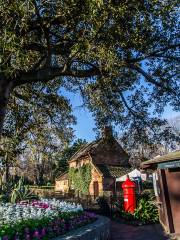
[61,90,180,143]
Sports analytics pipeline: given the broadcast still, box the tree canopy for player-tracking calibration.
[0,0,179,144]
[0,80,76,183]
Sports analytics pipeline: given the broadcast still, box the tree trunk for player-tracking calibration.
[2,153,10,183]
[4,162,10,183]
[36,164,44,185]
[0,79,14,136]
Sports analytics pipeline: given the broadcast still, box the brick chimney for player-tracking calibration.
[102,126,113,139]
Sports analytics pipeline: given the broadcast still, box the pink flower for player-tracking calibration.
[33,230,40,238]
[25,234,31,240]
[41,228,46,236]
[3,236,9,240]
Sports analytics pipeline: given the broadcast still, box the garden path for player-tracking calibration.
[111,221,169,240]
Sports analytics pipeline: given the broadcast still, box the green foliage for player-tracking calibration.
[0,181,14,203]
[0,178,38,203]
[56,139,87,175]
[0,211,95,239]
[0,0,179,147]
[69,164,92,194]
[142,181,154,190]
[96,196,111,216]
[134,196,159,224]
[10,178,38,203]
[29,185,54,190]
[115,191,159,224]
[0,81,76,184]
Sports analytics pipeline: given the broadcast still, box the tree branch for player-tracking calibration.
[120,92,141,118]
[129,64,176,95]
[126,43,180,63]
[150,43,180,56]
[23,43,46,53]
[13,66,101,87]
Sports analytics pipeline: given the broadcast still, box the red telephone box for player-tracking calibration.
[122,176,136,214]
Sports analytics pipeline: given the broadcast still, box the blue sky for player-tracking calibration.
[61,90,180,142]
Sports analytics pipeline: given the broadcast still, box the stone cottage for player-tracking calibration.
[55,127,130,197]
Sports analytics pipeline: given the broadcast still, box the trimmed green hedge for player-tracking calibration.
[29,186,55,190]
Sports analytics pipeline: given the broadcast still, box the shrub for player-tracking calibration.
[0,178,38,203]
[134,195,159,224]
[142,181,153,190]
[29,185,54,189]
[96,196,111,216]
[114,191,159,224]
[0,181,14,202]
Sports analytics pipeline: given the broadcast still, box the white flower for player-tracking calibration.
[0,199,83,226]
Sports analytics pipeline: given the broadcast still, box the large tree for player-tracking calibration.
[0,81,75,182]
[0,0,179,141]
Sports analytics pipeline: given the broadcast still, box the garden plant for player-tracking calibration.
[114,190,159,224]
[0,199,96,240]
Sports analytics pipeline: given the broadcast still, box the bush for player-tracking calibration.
[11,178,38,203]
[0,178,38,203]
[114,191,159,224]
[29,185,54,189]
[134,200,158,224]
[134,190,158,224]
[0,181,14,202]
[96,196,111,216]
[142,181,153,190]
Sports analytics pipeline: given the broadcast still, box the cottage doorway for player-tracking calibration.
[93,181,99,198]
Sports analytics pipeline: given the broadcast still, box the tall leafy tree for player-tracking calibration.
[0,81,75,182]
[0,0,179,145]
[168,116,180,137]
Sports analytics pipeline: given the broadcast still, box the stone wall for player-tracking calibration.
[55,180,69,193]
[30,187,55,198]
[89,166,103,197]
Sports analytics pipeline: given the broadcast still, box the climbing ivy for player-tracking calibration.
[68,164,92,194]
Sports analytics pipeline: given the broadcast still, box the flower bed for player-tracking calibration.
[0,199,97,240]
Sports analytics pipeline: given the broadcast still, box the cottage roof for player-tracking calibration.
[56,172,69,181]
[68,140,100,163]
[95,164,130,178]
[141,151,180,169]
[69,138,130,167]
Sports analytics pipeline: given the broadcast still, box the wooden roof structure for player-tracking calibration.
[56,172,68,181]
[69,127,130,166]
[68,127,130,179]
[141,151,180,169]
[68,140,100,163]
[95,164,130,178]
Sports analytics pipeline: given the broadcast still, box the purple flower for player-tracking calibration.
[25,234,31,240]
[3,236,9,240]
[33,230,40,239]
[41,228,46,236]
